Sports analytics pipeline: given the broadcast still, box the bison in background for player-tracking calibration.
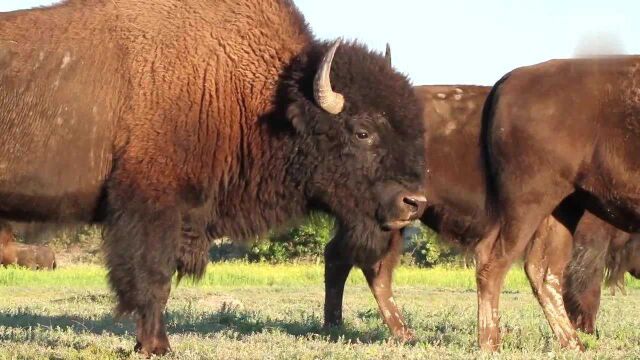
[604,234,640,294]
[0,222,56,270]
[564,214,640,334]
[0,0,427,355]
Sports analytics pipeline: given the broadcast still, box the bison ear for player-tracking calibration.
[286,103,307,133]
[384,43,392,66]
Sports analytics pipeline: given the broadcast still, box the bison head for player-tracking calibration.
[280,40,426,266]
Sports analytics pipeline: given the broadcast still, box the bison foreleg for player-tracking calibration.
[103,206,179,356]
[323,237,353,329]
[361,231,414,343]
[133,280,172,356]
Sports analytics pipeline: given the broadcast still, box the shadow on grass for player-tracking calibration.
[0,306,391,345]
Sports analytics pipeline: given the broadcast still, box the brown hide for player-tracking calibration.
[326,82,640,346]
[0,222,15,264]
[416,85,493,245]
[479,55,640,351]
[0,0,310,221]
[487,56,640,233]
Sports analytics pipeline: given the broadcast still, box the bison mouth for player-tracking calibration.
[377,193,427,231]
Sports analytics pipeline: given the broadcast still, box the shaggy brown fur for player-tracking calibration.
[0,0,426,355]
[604,234,640,293]
[562,213,628,334]
[325,84,495,340]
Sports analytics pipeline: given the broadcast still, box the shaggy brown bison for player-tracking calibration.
[0,1,427,355]
[480,56,640,351]
[324,84,492,341]
[0,222,56,269]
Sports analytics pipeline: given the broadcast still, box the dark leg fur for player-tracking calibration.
[323,236,353,329]
[324,230,413,341]
[103,204,179,356]
[563,238,607,334]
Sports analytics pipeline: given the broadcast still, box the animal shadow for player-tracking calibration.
[0,303,391,345]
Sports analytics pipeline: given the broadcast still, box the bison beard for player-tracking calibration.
[0,0,426,355]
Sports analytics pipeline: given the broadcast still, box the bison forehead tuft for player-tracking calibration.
[322,41,425,136]
[331,43,422,121]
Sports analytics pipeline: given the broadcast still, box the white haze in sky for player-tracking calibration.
[2,0,639,85]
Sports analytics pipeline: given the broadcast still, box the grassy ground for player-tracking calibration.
[1,263,640,359]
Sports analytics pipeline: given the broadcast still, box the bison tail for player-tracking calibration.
[479,72,512,224]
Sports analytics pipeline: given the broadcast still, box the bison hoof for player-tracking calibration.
[562,338,585,352]
[134,339,171,357]
[393,328,417,345]
[322,320,343,330]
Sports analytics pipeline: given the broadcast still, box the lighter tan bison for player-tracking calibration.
[0,223,56,270]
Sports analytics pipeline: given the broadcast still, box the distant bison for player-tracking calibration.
[0,0,426,355]
[0,222,56,270]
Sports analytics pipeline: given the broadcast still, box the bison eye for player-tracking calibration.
[355,130,369,140]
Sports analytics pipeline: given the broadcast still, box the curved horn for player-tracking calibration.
[385,43,392,66]
[314,39,345,115]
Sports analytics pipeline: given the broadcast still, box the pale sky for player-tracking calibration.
[2,0,639,85]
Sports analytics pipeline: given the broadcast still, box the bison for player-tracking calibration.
[0,0,427,355]
[323,84,492,341]
[480,55,640,351]
[0,221,57,269]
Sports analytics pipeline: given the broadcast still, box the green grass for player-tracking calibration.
[2,263,640,359]
[6,261,627,290]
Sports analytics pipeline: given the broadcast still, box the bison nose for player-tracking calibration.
[403,195,427,219]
